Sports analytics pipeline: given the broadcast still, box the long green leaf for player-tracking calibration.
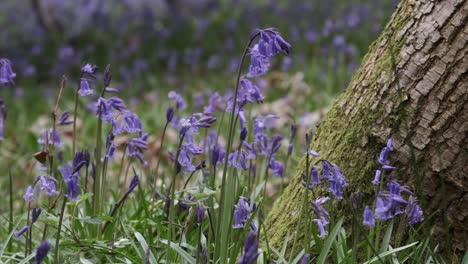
[0,218,22,258]
[380,221,394,253]
[317,217,344,264]
[134,232,157,264]
[363,242,418,264]
[160,239,196,264]
[18,252,36,264]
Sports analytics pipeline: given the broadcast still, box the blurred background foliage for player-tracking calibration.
[1,0,397,93]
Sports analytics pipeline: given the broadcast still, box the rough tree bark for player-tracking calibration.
[265,0,467,256]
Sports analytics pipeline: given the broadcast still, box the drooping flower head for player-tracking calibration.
[247,28,292,78]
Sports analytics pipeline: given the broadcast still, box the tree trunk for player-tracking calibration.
[265,0,467,256]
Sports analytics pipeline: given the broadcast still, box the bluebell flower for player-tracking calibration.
[93,96,127,122]
[375,196,393,220]
[321,161,331,179]
[287,143,294,156]
[38,129,62,148]
[126,175,139,195]
[269,158,284,177]
[316,219,328,238]
[58,111,73,126]
[311,166,321,185]
[79,78,94,96]
[238,232,259,264]
[31,208,42,223]
[81,63,97,74]
[127,132,149,166]
[0,59,16,85]
[24,185,35,202]
[39,176,59,196]
[178,136,203,173]
[233,196,252,229]
[372,170,381,185]
[311,197,330,225]
[328,164,348,200]
[406,196,424,224]
[14,225,29,238]
[34,240,51,264]
[168,91,187,110]
[239,78,264,103]
[363,206,375,227]
[228,149,248,170]
[300,254,310,264]
[58,162,79,200]
[203,92,223,114]
[197,205,205,224]
[112,111,142,135]
[166,106,175,123]
[179,115,216,136]
[73,150,90,174]
[269,134,283,157]
[309,150,320,157]
[247,51,270,77]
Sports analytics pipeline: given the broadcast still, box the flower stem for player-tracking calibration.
[71,85,79,156]
[154,121,169,191]
[215,32,260,263]
[54,194,67,263]
[166,133,186,262]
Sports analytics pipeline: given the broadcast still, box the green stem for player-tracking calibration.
[215,32,260,263]
[154,122,169,191]
[166,133,186,262]
[54,194,67,263]
[92,109,103,236]
[8,171,13,252]
[71,86,79,156]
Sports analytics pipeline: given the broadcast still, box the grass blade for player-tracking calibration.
[363,242,418,264]
[380,220,394,253]
[160,239,196,264]
[317,217,344,264]
[134,232,157,264]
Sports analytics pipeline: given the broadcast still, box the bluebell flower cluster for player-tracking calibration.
[176,114,216,173]
[363,138,424,227]
[247,29,292,78]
